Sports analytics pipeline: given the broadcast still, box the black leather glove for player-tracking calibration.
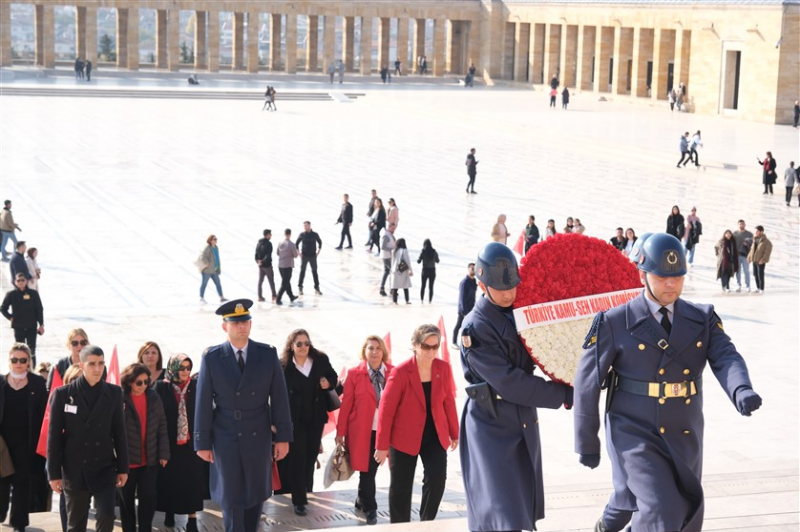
[736,387,762,416]
[563,386,574,410]
[579,454,600,469]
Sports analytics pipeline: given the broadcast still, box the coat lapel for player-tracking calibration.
[669,299,704,355]
[86,383,110,424]
[67,382,90,422]
[236,341,257,392]
[627,292,668,348]
[407,356,425,407]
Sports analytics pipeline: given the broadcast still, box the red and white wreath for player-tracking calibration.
[513,234,642,385]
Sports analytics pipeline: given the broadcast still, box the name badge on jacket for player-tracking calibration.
[64,405,78,414]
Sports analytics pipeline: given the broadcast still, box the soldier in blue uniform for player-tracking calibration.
[459,242,573,532]
[194,299,293,532]
[574,233,763,532]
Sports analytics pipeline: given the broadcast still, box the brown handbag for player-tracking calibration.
[0,435,15,478]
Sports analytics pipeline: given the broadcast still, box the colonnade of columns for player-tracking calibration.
[0,3,478,76]
[509,21,691,99]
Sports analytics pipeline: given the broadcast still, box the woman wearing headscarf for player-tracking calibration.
[118,363,169,532]
[335,336,394,526]
[278,329,338,516]
[155,355,205,532]
[0,343,48,532]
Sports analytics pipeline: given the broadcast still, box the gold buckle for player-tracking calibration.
[648,382,661,397]
[663,382,688,398]
[657,339,670,350]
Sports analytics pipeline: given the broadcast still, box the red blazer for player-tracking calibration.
[336,361,394,472]
[376,355,459,456]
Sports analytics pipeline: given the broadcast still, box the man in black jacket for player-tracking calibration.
[255,229,277,303]
[296,221,323,296]
[335,194,354,250]
[47,345,129,532]
[1,273,44,365]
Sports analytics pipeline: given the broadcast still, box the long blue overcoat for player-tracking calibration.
[459,295,570,531]
[194,340,293,510]
[574,292,754,532]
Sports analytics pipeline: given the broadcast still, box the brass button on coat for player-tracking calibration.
[658,368,665,375]
[683,430,691,435]
[683,369,690,375]
[696,341,703,348]
[660,427,666,434]
[685,398,691,405]
[523,423,527,428]
[659,398,666,405]
[638,344,646,351]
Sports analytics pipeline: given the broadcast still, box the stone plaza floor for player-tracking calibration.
[0,68,798,531]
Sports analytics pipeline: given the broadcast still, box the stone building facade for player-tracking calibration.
[1,0,797,124]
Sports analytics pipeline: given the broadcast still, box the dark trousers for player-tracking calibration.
[786,186,794,204]
[466,173,476,192]
[452,313,466,343]
[277,267,295,302]
[388,440,447,523]
[764,182,774,194]
[753,263,766,290]
[391,288,409,304]
[339,225,352,248]
[689,148,699,165]
[720,270,732,290]
[298,255,320,291]
[420,268,436,302]
[118,465,158,532]
[0,433,31,529]
[221,502,262,532]
[677,151,691,166]
[287,423,324,506]
[380,259,391,291]
[357,431,380,512]
[13,326,37,364]
[369,228,381,252]
[64,484,116,532]
[257,266,277,299]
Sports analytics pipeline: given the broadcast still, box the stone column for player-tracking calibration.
[467,19,480,76]
[0,1,10,66]
[562,25,578,87]
[232,12,245,70]
[377,17,390,70]
[575,25,595,91]
[631,27,653,98]
[359,15,372,75]
[116,8,128,68]
[306,15,319,71]
[285,13,297,74]
[674,29,690,94]
[84,6,97,65]
[35,4,54,68]
[530,23,545,84]
[270,14,282,71]
[611,26,633,94]
[543,24,561,83]
[322,14,335,73]
[195,11,208,70]
[76,7,86,60]
[413,18,425,72]
[432,18,445,75]
[207,11,219,72]
[514,22,531,82]
[167,9,180,71]
[342,16,355,71]
[156,10,167,69]
[127,8,139,70]
[594,26,613,93]
[396,17,408,74]
[246,11,260,73]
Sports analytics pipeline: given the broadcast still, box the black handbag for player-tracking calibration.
[397,260,409,273]
[326,389,341,412]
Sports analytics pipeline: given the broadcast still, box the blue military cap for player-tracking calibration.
[216,299,253,322]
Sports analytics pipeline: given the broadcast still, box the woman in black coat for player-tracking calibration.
[155,355,206,532]
[0,343,48,531]
[757,151,777,195]
[118,363,169,532]
[666,205,685,241]
[368,199,387,254]
[278,329,338,516]
[417,239,440,303]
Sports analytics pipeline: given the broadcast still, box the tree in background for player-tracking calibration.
[99,33,116,62]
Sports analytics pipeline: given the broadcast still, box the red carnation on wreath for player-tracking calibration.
[513,233,642,385]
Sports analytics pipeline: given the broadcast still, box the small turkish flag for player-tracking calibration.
[37,368,63,458]
[106,345,120,385]
[513,229,525,256]
[437,316,457,395]
[383,332,392,364]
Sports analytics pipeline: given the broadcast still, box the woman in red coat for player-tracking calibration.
[335,335,394,526]
[374,324,459,523]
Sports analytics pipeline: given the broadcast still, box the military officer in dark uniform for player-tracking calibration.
[574,233,762,532]
[459,242,573,532]
[194,299,293,532]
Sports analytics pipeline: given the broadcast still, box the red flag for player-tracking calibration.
[437,316,458,395]
[383,332,392,364]
[322,366,348,438]
[37,368,63,457]
[106,344,120,385]
[513,229,525,256]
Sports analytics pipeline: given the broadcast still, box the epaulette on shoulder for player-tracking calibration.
[582,311,604,349]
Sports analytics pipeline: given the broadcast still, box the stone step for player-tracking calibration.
[0,86,337,101]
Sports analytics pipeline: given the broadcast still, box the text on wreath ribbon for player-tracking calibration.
[514,289,641,332]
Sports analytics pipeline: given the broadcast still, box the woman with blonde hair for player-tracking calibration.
[199,234,227,305]
[46,328,90,391]
[336,336,394,525]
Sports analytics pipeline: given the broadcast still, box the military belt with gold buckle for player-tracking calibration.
[617,375,702,399]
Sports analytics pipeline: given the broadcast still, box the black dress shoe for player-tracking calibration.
[294,504,307,516]
[366,510,378,525]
